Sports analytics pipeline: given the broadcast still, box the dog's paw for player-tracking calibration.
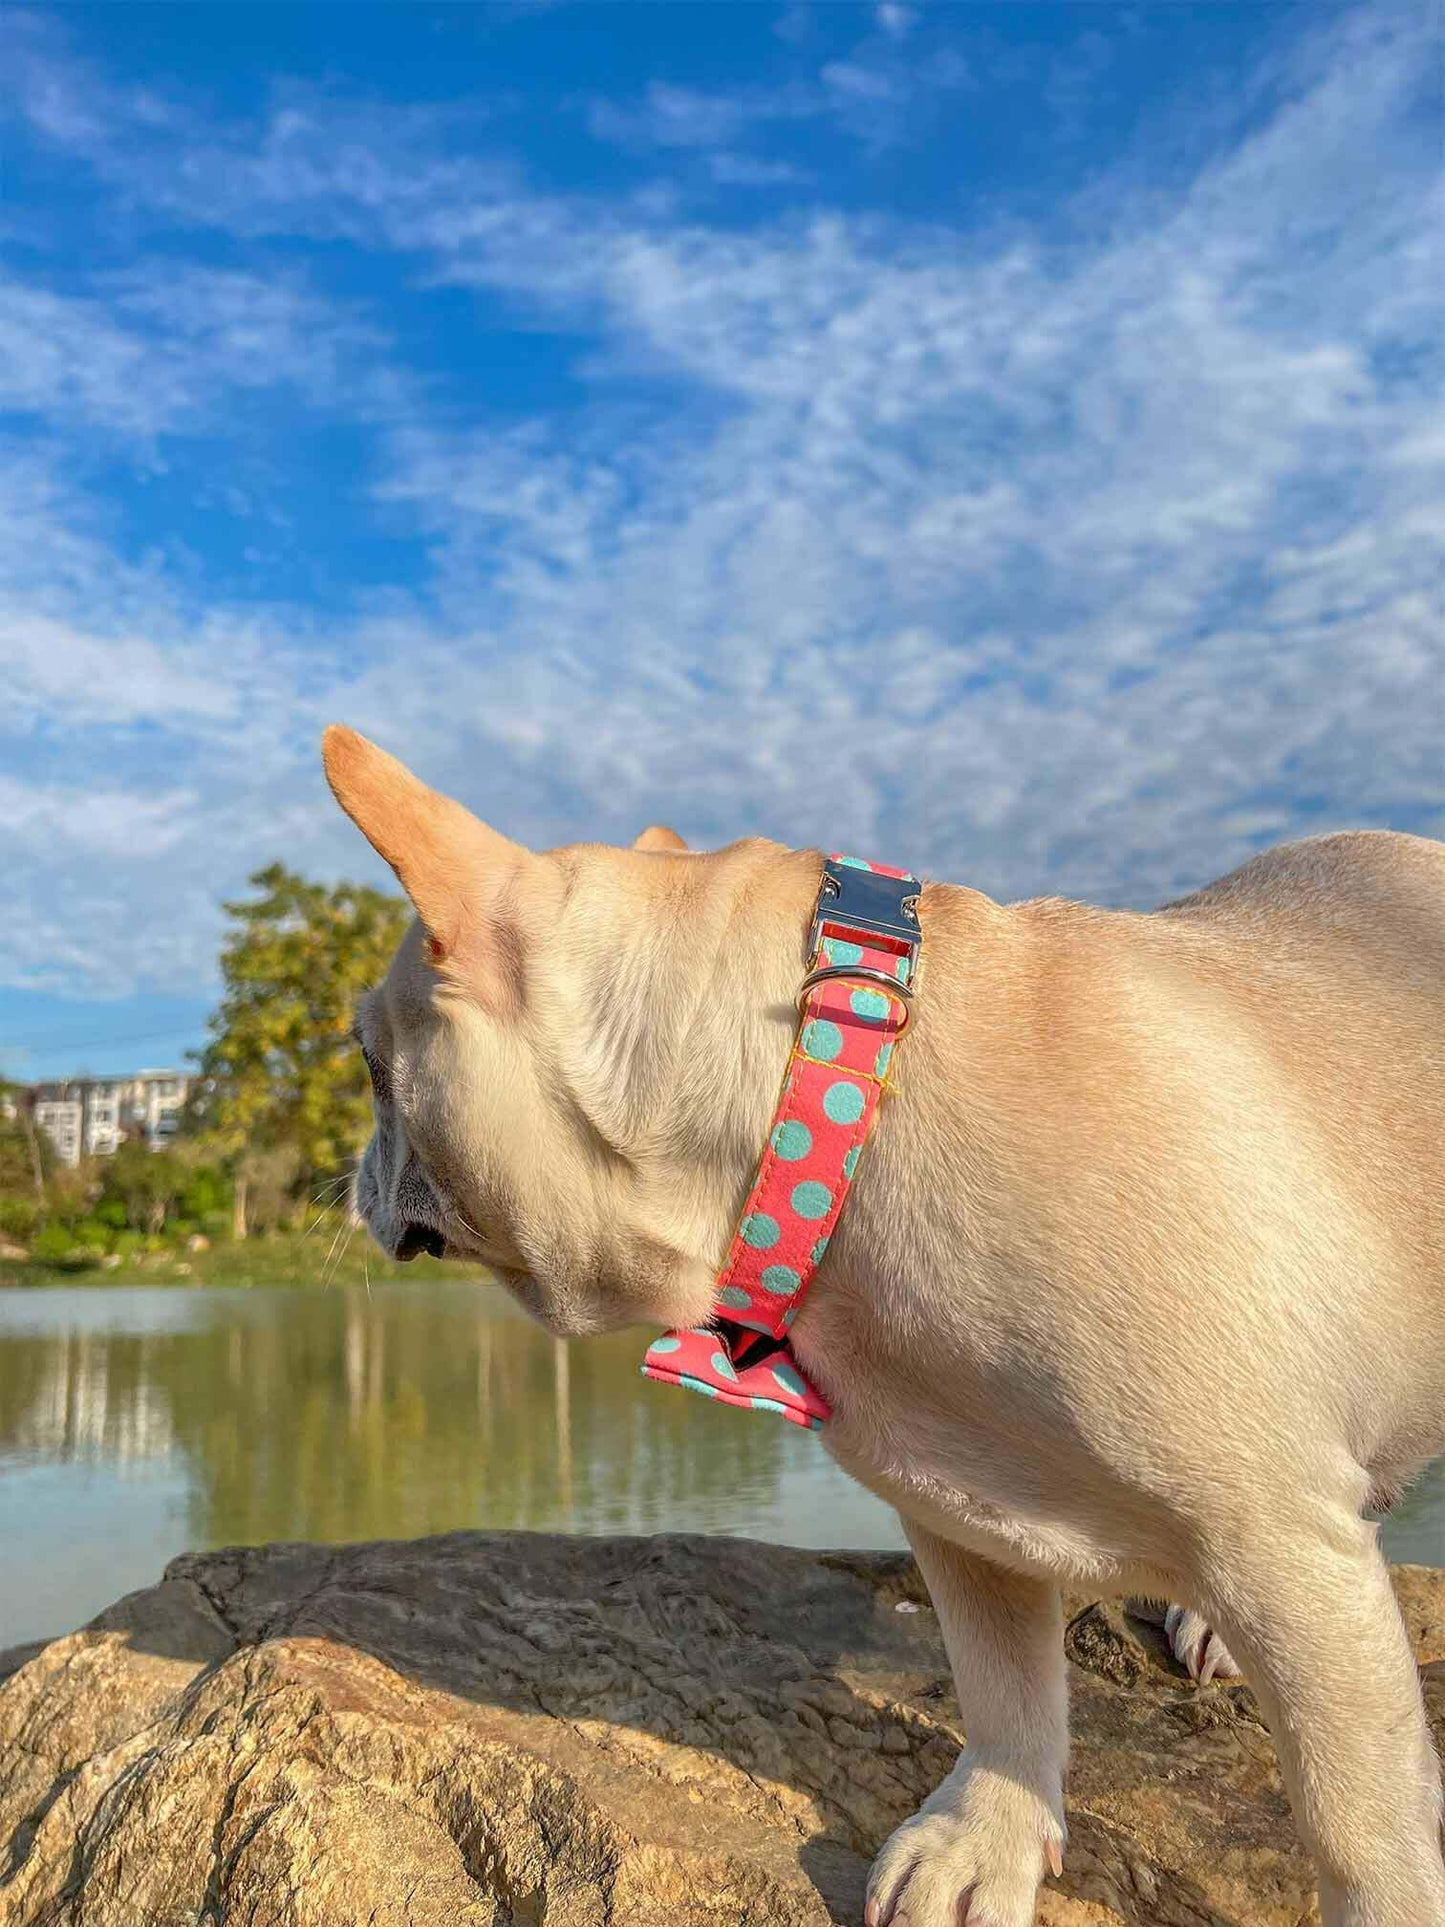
[1164,1605,1241,1685]
[864,1754,1064,1927]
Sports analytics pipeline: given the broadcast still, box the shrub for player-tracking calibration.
[57,1246,102,1271]
[179,1165,231,1221]
[31,1224,77,1264]
[0,1197,40,1242]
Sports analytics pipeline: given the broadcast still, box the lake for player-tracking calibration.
[1,1279,1440,1649]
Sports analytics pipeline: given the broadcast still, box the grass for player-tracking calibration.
[0,1225,479,1289]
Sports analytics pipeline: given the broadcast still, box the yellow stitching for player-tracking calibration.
[792,1050,889,1081]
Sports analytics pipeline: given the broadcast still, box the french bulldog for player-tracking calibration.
[323,724,1445,1927]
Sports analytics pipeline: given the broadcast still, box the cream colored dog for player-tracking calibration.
[323,725,1445,1927]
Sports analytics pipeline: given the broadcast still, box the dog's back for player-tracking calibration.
[1161,829,1445,962]
[1158,829,1445,1477]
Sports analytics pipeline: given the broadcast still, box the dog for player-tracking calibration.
[323,724,1445,1927]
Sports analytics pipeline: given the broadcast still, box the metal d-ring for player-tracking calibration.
[796,964,914,1031]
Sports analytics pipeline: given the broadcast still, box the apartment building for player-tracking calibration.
[29,1070,192,1167]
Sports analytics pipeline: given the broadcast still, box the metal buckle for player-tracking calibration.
[810,859,921,959]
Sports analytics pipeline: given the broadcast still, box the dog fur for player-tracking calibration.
[324,724,1445,1927]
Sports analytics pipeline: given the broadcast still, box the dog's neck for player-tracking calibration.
[544,838,1005,1349]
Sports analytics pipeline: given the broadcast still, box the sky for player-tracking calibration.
[1,0,1441,1080]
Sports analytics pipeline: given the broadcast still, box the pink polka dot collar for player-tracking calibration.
[641,854,922,1431]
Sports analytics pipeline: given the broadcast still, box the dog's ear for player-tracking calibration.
[322,726,529,987]
[632,825,689,853]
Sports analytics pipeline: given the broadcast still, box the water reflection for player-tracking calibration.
[0,1280,895,1642]
[1,1280,1439,1649]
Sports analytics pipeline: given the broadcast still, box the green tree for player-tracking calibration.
[190,865,408,1233]
[0,1081,47,1204]
[0,1081,50,1242]
[96,1139,187,1236]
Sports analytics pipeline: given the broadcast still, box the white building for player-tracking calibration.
[119,1070,189,1149]
[32,1091,83,1166]
[29,1070,192,1166]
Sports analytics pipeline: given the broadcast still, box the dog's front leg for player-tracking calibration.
[1198,1517,1445,1927]
[866,1517,1067,1927]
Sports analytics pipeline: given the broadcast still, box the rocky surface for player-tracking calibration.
[0,1537,1439,1927]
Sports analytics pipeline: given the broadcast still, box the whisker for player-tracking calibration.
[319,1212,349,1285]
[326,1222,357,1288]
[314,1175,354,1213]
[302,1198,345,1244]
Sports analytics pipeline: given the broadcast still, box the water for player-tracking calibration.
[1,1281,1440,1649]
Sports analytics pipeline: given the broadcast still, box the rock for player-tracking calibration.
[0,1242,27,1262]
[0,1539,1439,1927]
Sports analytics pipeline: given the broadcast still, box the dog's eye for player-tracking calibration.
[351,1028,389,1096]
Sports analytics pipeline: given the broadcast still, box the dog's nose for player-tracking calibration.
[394,1224,446,1262]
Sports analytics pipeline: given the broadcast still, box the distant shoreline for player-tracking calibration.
[0,1228,480,1290]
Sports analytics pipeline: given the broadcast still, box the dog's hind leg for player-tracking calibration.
[865,1518,1068,1927]
[1195,1510,1445,1927]
[1129,1598,1243,1683]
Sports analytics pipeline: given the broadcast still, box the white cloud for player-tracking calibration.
[0,1,1440,1005]
[587,80,816,152]
[0,264,397,438]
[0,611,236,726]
[708,153,813,188]
[0,771,195,858]
[874,5,917,41]
[580,30,968,162]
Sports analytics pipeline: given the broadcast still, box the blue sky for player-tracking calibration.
[1,0,1441,1080]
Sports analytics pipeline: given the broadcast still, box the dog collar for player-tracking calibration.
[641,854,921,1430]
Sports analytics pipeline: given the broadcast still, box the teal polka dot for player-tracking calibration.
[824,937,864,967]
[850,987,891,1023]
[718,1285,752,1311]
[791,1179,832,1220]
[771,1119,812,1161]
[874,1041,894,1077]
[806,1415,824,1431]
[679,1375,718,1397]
[802,1018,843,1061]
[838,855,872,870]
[811,1236,830,1265]
[895,956,912,982]
[710,1351,738,1381]
[772,1361,808,1398]
[647,1336,681,1354]
[749,1396,787,1415]
[822,1079,865,1125]
[842,1145,862,1180]
[782,1306,799,1327]
[761,1263,801,1297]
[741,1212,780,1250]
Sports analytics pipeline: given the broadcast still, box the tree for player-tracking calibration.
[0,1080,50,1242]
[98,1139,186,1236]
[0,1081,47,1202]
[189,865,409,1232]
